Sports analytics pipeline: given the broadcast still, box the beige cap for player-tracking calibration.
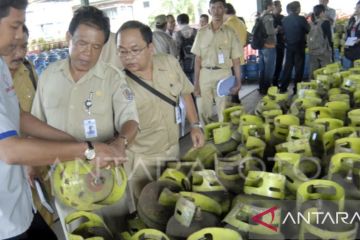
[155,14,167,26]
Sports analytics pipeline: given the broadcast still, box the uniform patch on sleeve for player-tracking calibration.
[122,86,134,101]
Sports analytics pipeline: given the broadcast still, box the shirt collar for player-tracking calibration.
[208,22,225,31]
[60,58,106,82]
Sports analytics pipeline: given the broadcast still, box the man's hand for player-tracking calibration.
[26,166,40,188]
[109,141,127,166]
[230,82,241,95]
[190,127,205,148]
[193,84,201,97]
[90,142,126,168]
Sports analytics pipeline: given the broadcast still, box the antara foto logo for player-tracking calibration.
[251,206,279,232]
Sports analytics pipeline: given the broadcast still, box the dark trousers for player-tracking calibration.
[5,212,57,240]
[259,48,277,94]
[280,47,305,93]
[273,46,285,86]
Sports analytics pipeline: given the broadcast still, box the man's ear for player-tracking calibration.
[66,31,71,42]
[149,43,155,55]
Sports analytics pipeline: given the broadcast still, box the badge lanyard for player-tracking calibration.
[83,91,98,139]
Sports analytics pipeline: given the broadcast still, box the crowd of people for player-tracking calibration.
[256,0,360,95]
[1,0,360,239]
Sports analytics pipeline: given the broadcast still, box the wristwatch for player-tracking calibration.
[119,135,128,147]
[190,122,203,129]
[84,141,96,161]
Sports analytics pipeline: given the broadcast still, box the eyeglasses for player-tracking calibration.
[118,45,147,58]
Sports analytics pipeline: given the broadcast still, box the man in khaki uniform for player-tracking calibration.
[116,20,205,200]
[31,6,139,236]
[4,25,36,112]
[192,0,242,124]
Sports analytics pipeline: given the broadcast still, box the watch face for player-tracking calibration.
[85,149,96,160]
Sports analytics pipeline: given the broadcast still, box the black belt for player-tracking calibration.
[204,66,222,70]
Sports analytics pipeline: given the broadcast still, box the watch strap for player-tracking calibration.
[86,141,94,150]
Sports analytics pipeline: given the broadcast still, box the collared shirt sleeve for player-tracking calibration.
[31,69,48,122]
[0,95,18,139]
[112,70,139,132]
[0,58,19,139]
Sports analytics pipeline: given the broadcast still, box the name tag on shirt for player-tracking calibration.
[175,106,182,124]
[84,119,98,139]
[218,52,225,64]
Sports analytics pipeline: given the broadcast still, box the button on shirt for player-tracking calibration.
[191,24,242,69]
[31,59,139,142]
[0,57,34,239]
[126,54,193,155]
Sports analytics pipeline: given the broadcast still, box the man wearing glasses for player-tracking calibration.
[116,20,204,201]
[31,6,139,235]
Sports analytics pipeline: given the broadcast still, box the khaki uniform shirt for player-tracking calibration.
[125,54,193,155]
[13,63,37,112]
[100,32,123,70]
[224,16,246,64]
[31,59,138,142]
[191,23,242,69]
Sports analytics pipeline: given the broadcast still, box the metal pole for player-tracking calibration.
[257,0,265,14]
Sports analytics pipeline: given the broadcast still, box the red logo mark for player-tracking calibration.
[251,206,279,232]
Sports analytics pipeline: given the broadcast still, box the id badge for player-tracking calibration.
[175,106,182,124]
[218,52,225,64]
[84,119,98,139]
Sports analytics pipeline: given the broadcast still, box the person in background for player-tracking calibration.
[116,20,204,200]
[258,0,277,95]
[0,1,120,239]
[319,0,336,28]
[344,1,360,63]
[174,13,197,83]
[224,3,247,56]
[166,14,176,37]
[308,4,333,78]
[4,25,36,112]
[279,1,309,94]
[152,14,178,57]
[272,0,285,87]
[192,0,242,123]
[100,32,123,69]
[199,14,209,27]
[223,3,246,104]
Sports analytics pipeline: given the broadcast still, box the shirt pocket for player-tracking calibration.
[43,96,61,110]
[89,95,107,115]
[218,43,231,62]
[158,80,182,102]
